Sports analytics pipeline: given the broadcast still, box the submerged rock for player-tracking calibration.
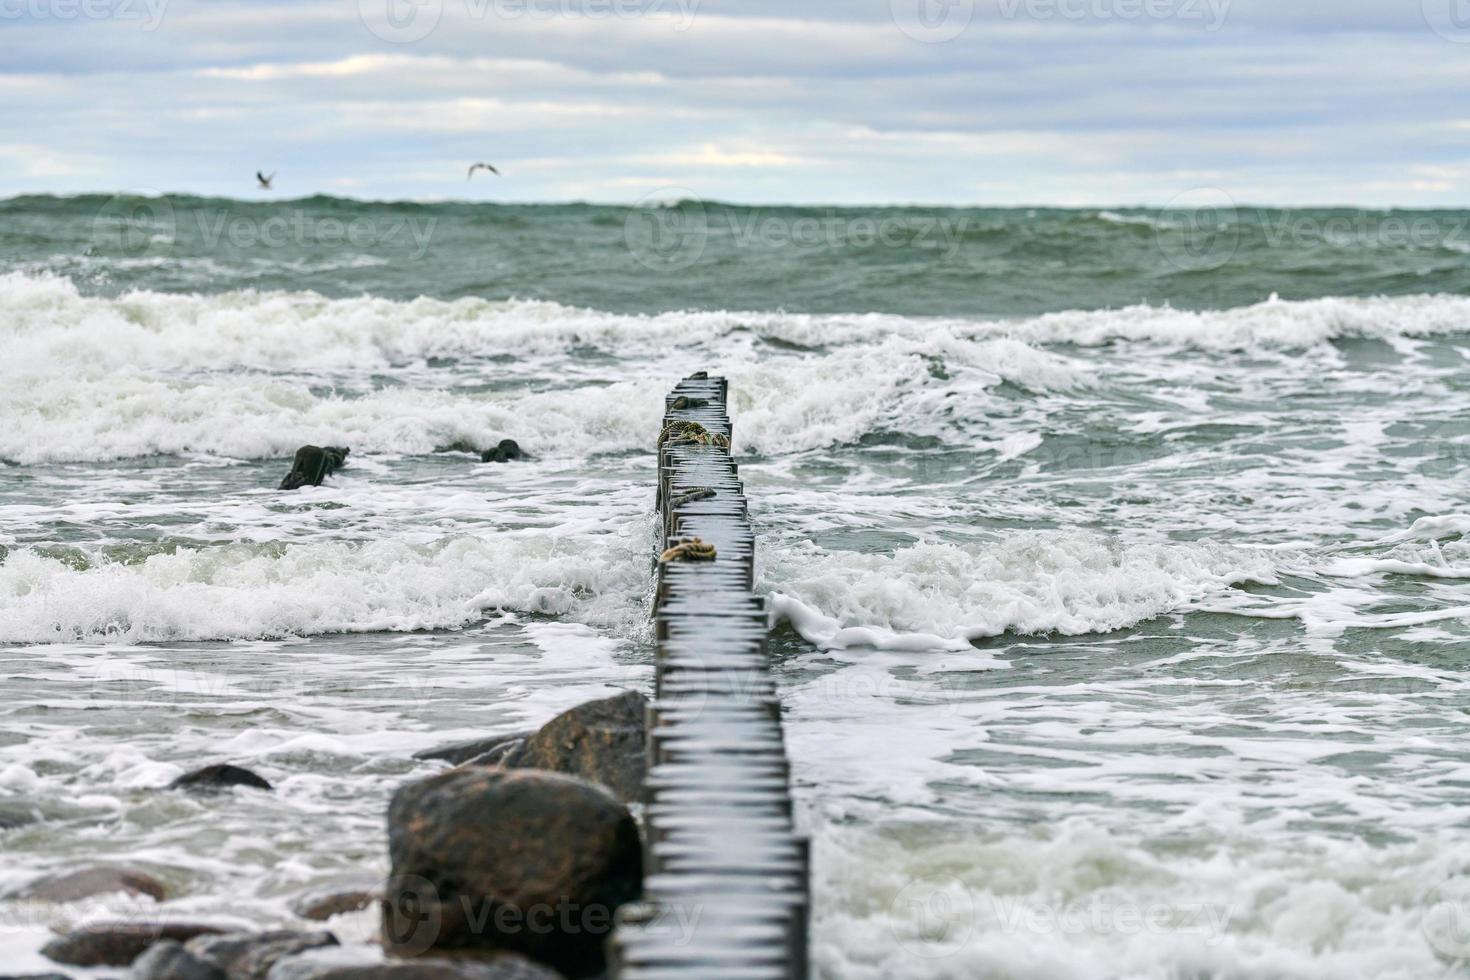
[167,765,272,794]
[412,732,533,768]
[42,922,229,967]
[479,440,524,463]
[266,947,562,980]
[17,865,167,903]
[383,768,641,977]
[501,691,648,804]
[279,446,349,491]
[289,888,380,922]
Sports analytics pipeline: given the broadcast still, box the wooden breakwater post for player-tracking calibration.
[609,373,810,979]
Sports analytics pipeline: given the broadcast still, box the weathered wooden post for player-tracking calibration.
[608,374,810,979]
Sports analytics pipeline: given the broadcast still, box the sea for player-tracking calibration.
[3,193,1470,979]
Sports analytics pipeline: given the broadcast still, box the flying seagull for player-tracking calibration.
[256,171,275,190]
[467,162,500,180]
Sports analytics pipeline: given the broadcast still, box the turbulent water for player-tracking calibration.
[3,194,1470,979]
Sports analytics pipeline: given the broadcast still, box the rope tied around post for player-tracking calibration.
[659,537,717,563]
[658,420,731,451]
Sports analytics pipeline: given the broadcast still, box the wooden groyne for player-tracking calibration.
[610,374,809,979]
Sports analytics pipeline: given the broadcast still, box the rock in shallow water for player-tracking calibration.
[167,765,272,794]
[42,922,229,967]
[16,865,168,903]
[383,768,640,978]
[279,446,349,491]
[181,930,338,980]
[501,691,647,804]
[479,440,524,464]
[415,692,649,803]
[128,940,223,980]
[289,888,381,922]
[266,947,561,980]
[412,733,532,768]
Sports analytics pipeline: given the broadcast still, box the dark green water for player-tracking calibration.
[6,193,1470,313]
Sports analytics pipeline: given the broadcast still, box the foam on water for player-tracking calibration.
[0,531,648,643]
[766,533,1278,651]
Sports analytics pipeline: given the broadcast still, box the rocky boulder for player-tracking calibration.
[128,941,223,980]
[289,888,381,922]
[382,768,641,978]
[168,765,272,794]
[479,440,524,464]
[267,947,561,980]
[14,865,167,903]
[205,934,336,975]
[412,733,532,768]
[42,922,229,967]
[500,691,647,804]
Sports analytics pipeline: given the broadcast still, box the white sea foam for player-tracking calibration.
[812,820,1465,980]
[0,531,649,644]
[5,273,1470,462]
[765,532,1276,650]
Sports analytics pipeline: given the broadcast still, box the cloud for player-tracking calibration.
[0,0,1466,203]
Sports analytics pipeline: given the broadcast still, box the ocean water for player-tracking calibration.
[3,194,1470,979]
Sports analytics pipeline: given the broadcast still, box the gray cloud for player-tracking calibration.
[1,0,1467,204]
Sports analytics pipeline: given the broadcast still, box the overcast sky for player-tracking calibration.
[3,0,1469,205]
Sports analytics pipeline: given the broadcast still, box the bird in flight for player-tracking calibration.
[467,162,500,180]
[257,171,275,190]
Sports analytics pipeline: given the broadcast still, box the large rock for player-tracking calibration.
[129,940,223,980]
[382,768,641,978]
[17,865,167,903]
[42,922,229,967]
[168,765,272,794]
[266,947,561,980]
[502,691,647,803]
[412,733,533,768]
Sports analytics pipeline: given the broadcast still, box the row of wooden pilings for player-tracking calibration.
[608,374,810,979]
